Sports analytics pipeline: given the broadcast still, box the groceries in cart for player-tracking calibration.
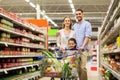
[39,48,80,80]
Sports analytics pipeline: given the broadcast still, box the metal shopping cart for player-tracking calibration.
[40,49,81,80]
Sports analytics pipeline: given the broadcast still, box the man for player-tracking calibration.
[72,9,92,80]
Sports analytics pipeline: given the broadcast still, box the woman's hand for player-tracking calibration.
[59,46,64,51]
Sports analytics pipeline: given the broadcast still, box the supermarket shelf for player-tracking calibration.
[102,19,120,45]
[23,71,40,80]
[0,64,39,73]
[0,27,45,42]
[100,0,119,34]
[0,55,43,58]
[100,6,120,39]
[0,42,44,49]
[102,48,120,54]
[101,63,120,80]
[0,71,40,80]
[0,13,44,35]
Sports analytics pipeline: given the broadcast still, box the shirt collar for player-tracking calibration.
[77,19,84,24]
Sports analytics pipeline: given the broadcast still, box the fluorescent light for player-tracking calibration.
[70,4,74,9]
[29,2,36,8]
[68,0,72,3]
[25,0,30,2]
[72,8,75,13]
[54,24,57,27]
[68,0,75,14]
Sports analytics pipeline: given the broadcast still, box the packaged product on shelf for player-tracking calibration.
[1,19,13,27]
[1,33,7,38]
[117,17,120,23]
[0,7,4,13]
[2,24,13,30]
[116,35,120,48]
[0,23,2,27]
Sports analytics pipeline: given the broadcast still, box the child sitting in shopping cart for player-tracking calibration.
[60,38,78,80]
[66,38,78,79]
[53,38,78,80]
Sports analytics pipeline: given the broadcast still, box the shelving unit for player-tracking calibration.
[99,0,120,80]
[0,8,46,80]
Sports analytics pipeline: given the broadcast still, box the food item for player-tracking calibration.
[47,58,53,64]
[46,67,51,72]
[1,19,13,27]
[72,63,76,67]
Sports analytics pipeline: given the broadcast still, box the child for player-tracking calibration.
[65,38,77,56]
[67,38,78,80]
[68,38,77,49]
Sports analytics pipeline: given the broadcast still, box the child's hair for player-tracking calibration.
[68,38,77,48]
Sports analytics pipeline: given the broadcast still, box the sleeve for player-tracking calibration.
[56,31,61,47]
[85,22,92,38]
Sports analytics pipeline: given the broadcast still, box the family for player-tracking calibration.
[56,8,92,80]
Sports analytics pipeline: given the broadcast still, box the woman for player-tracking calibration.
[56,16,75,53]
[56,16,75,80]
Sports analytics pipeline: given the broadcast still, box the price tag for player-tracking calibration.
[23,66,27,70]
[31,65,33,68]
[4,70,8,74]
[37,64,39,67]
[4,42,8,47]
[32,36,34,40]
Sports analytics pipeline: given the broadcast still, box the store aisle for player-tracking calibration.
[39,60,100,80]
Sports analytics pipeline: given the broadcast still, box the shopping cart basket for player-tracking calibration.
[40,49,81,80]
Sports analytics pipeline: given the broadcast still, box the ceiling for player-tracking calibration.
[0,0,111,39]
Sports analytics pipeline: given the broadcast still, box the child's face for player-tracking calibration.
[68,40,76,49]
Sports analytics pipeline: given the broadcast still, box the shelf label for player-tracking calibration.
[4,70,8,74]
[31,65,33,68]
[23,66,27,70]
[4,42,8,47]
[37,64,39,67]
[32,37,34,40]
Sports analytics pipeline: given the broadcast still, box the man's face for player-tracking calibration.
[75,11,83,22]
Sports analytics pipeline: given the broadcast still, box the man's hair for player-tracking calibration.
[76,8,83,13]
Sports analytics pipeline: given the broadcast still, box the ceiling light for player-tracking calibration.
[29,2,36,8]
[72,8,75,14]
[68,0,72,3]
[70,4,74,9]
[25,0,30,2]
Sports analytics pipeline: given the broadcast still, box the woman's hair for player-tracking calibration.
[68,38,77,48]
[62,16,73,29]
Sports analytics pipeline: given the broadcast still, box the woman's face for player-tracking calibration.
[64,17,71,28]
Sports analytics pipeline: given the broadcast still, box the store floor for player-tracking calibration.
[39,60,101,80]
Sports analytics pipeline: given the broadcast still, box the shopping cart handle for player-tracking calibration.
[55,48,78,51]
[65,48,78,50]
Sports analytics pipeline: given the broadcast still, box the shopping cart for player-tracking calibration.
[40,49,81,80]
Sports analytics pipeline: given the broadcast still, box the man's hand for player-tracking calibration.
[78,46,84,52]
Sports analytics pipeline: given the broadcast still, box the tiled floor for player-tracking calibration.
[39,60,101,80]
